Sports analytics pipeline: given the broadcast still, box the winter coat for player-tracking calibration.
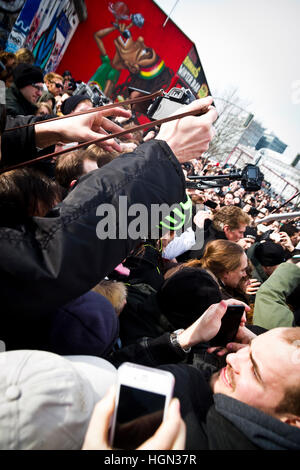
[5,84,38,117]
[253,262,300,329]
[0,140,186,350]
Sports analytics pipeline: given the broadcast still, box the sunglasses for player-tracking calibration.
[50,81,63,89]
[31,83,43,92]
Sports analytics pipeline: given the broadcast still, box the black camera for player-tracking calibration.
[66,78,77,92]
[147,87,196,120]
[240,164,264,191]
[186,163,264,192]
[73,81,110,107]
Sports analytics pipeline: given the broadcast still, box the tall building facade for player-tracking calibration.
[239,119,265,148]
[255,132,287,154]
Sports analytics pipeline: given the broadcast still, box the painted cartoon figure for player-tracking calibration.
[89,1,173,100]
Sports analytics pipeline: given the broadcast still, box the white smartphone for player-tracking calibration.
[257,223,270,233]
[269,231,281,243]
[109,362,175,450]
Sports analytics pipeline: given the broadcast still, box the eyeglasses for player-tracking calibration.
[31,84,43,92]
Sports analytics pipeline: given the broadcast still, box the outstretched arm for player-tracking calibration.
[1,98,218,320]
[94,26,117,56]
[34,105,132,153]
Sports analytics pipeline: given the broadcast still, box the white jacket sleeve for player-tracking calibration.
[162,228,195,260]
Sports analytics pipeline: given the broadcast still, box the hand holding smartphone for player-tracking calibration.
[209,304,245,347]
[109,363,175,450]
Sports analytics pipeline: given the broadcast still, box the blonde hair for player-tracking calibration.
[93,280,127,315]
[212,205,250,232]
[15,48,35,65]
[35,102,52,116]
[44,72,63,83]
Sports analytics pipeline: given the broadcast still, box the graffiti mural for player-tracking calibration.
[5,0,41,53]
[59,0,211,109]
[6,0,79,73]
[59,1,194,99]
[89,2,175,101]
[0,0,26,50]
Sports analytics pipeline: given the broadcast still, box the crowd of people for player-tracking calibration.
[0,45,299,452]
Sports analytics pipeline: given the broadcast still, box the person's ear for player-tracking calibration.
[223,225,230,237]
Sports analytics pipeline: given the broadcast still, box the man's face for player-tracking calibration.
[210,329,299,418]
[20,83,43,104]
[221,252,248,288]
[205,189,215,199]
[225,223,247,242]
[224,193,234,205]
[46,79,63,97]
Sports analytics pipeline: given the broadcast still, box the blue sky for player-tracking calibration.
[155,0,300,163]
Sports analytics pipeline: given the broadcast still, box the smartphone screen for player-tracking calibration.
[247,168,258,179]
[112,384,166,450]
[210,305,244,347]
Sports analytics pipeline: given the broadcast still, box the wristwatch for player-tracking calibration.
[170,329,191,354]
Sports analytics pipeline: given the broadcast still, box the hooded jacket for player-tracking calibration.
[5,83,38,117]
[0,140,186,351]
[48,290,120,357]
[253,262,300,329]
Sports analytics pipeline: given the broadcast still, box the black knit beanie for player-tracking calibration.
[13,63,43,89]
[156,267,222,329]
[61,94,92,115]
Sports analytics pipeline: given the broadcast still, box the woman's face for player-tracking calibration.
[221,252,248,288]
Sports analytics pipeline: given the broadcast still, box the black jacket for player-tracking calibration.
[5,84,38,117]
[2,115,40,167]
[0,140,186,350]
[1,115,56,177]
